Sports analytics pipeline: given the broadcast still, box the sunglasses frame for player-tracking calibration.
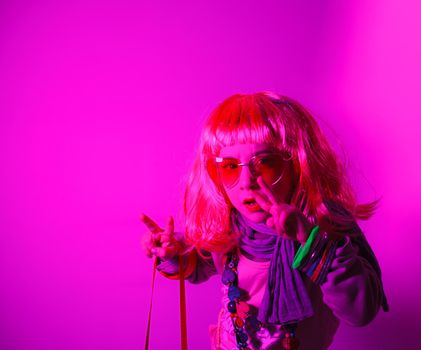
[214,152,291,188]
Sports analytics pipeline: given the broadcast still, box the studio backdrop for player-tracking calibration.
[1,1,420,349]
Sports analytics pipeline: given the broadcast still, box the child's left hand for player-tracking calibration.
[254,177,312,245]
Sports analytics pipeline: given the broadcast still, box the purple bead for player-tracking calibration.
[228,285,241,300]
[227,300,237,313]
[235,330,248,343]
[222,268,236,285]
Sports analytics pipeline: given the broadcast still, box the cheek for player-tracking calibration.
[220,186,238,207]
[225,187,248,209]
[225,188,239,204]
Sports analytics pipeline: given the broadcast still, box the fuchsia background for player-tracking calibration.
[1,1,421,349]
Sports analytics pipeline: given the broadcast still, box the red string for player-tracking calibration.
[144,257,157,350]
[179,255,188,350]
[144,256,189,350]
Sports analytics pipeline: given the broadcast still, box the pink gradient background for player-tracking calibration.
[1,1,420,349]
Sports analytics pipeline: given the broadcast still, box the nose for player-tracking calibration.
[238,164,259,189]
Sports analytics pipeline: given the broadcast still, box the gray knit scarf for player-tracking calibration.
[232,210,314,324]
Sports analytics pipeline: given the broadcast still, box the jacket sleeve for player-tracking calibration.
[156,249,218,284]
[320,234,388,326]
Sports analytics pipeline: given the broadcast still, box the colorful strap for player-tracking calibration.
[145,256,188,350]
[144,257,157,350]
[179,255,188,350]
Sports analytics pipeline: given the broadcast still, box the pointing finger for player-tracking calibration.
[164,216,175,236]
[257,176,277,204]
[273,208,288,234]
[140,213,163,234]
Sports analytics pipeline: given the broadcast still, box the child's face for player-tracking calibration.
[218,143,294,223]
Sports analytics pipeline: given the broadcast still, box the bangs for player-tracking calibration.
[203,93,287,156]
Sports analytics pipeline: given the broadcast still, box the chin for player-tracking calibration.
[239,210,269,224]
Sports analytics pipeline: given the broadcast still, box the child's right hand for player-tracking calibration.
[140,213,181,260]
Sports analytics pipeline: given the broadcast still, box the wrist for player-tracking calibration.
[292,226,342,285]
[293,225,320,268]
[298,214,313,245]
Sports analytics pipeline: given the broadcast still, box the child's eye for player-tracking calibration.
[222,162,238,170]
[258,157,270,164]
[256,156,275,166]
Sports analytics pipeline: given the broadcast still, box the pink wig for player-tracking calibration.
[184,92,376,252]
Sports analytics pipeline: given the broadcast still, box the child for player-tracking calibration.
[140,92,388,350]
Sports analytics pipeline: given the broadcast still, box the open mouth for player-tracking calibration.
[243,198,261,211]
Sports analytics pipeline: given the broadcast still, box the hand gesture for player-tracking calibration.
[254,177,312,245]
[140,214,181,260]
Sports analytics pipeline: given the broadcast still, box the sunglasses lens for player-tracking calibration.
[217,158,241,187]
[252,154,287,185]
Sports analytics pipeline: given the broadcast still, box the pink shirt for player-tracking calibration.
[209,252,339,350]
[158,235,387,349]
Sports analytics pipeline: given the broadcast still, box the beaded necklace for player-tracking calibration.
[222,251,300,350]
